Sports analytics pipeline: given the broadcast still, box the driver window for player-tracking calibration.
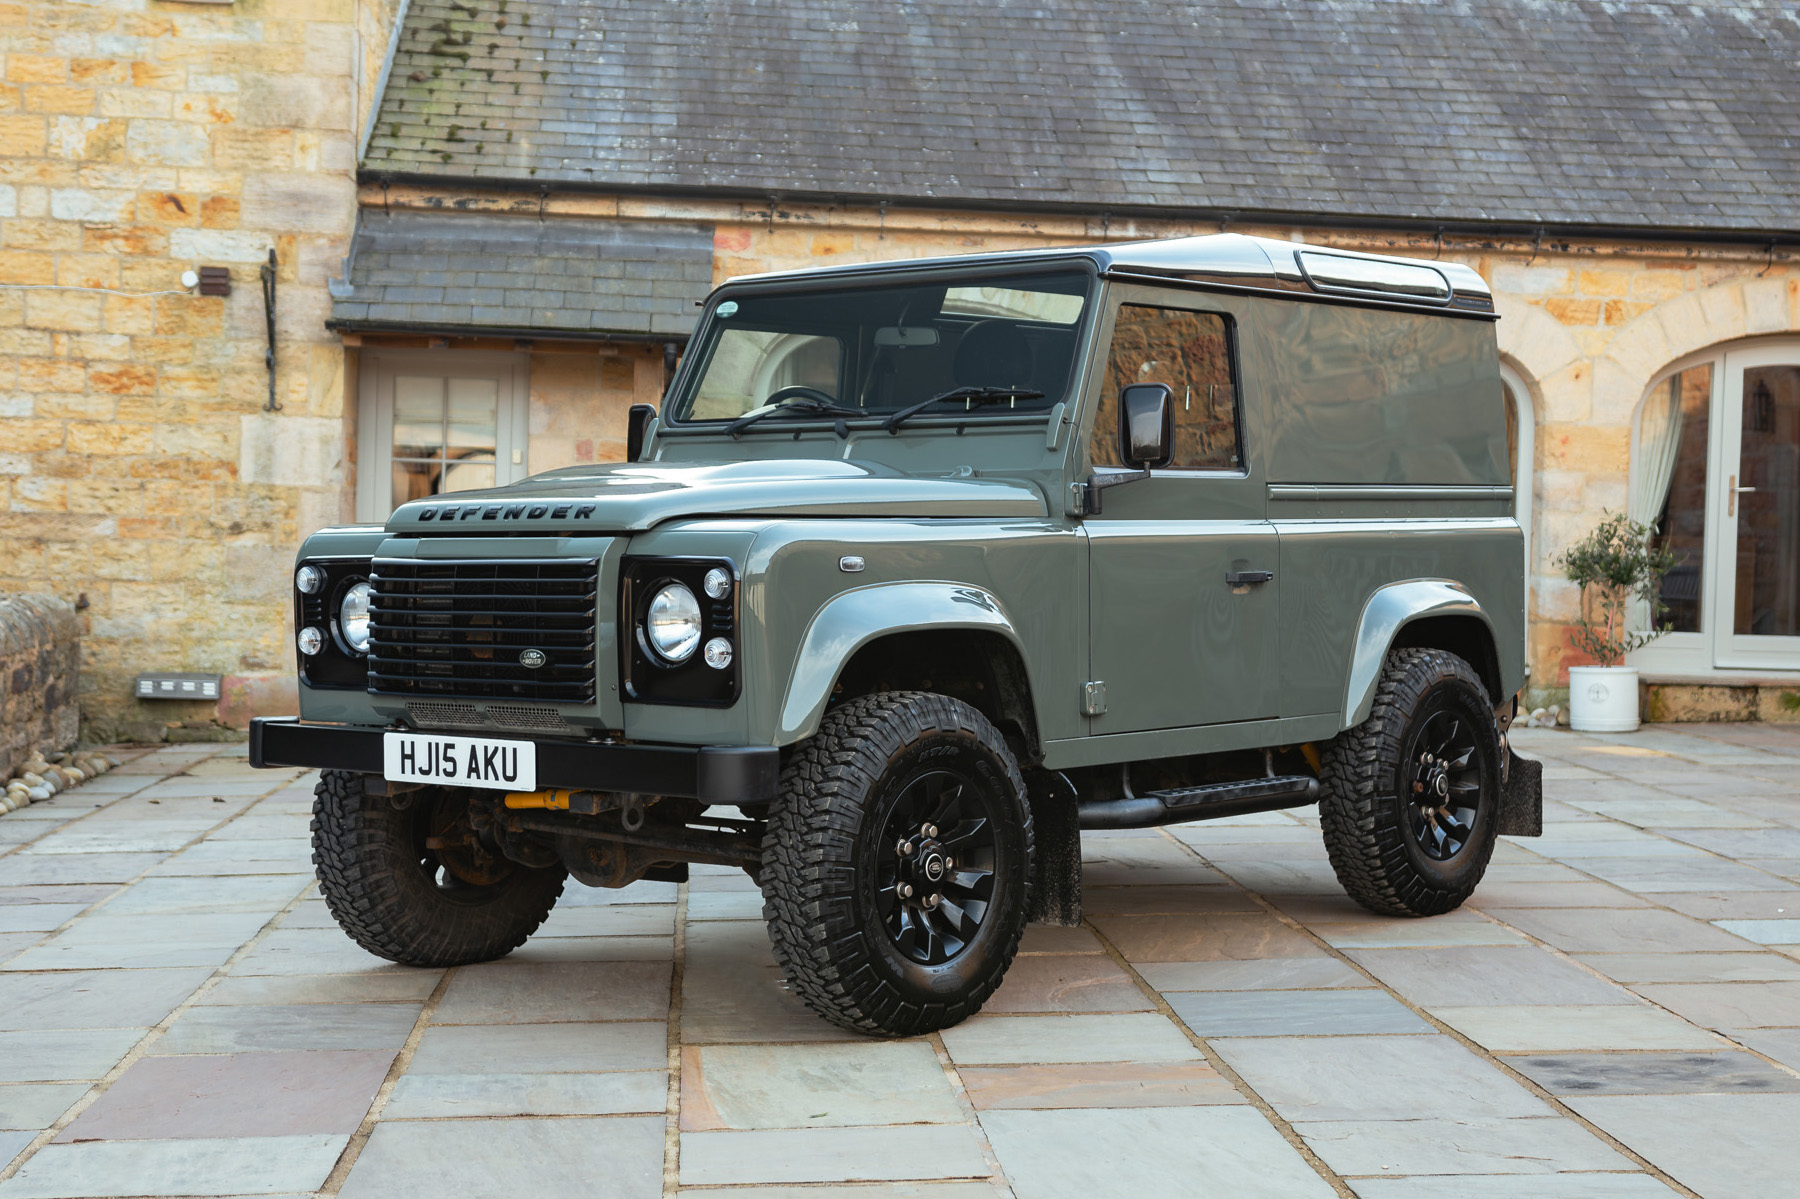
[1091,306,1240,470]
[689,330,843,419]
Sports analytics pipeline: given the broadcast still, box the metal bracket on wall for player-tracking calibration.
[260,249,279,412]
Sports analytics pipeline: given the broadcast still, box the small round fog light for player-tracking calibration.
[703,567,733,600]
[297,626,325,656]
[702,637,734,670]
[295,564,324,594]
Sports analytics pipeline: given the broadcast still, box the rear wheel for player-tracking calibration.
[311,770,564,966]
[760,692,1034,1036]
[1319,648,1501,917]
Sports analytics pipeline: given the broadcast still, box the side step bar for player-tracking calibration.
[1077,774,1320,830]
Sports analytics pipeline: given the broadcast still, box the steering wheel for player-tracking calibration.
[763,385,841,407]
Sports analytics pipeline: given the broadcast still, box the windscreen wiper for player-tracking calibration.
[726,395,865,439]
[882,386,1047,434]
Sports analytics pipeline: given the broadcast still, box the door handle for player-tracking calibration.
[1729,474,1756,517]
[1226,569,1275,586]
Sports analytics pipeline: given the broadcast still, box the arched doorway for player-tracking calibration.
[1630,338,1800,675]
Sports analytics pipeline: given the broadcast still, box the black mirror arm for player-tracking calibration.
[1079,466,1150,515]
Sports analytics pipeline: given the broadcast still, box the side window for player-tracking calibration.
[1090,305,1240,470]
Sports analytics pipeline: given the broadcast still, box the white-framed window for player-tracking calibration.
[1629,338,1800,677]
[355,351,531,523]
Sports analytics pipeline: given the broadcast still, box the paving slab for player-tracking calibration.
[431,960,671,1025]
[1081,885,1262,915]
[1488,907,1758,953]
[681,1041,961,1130]
[673,1186,1004,1199]
[679,1123,991,1186]
[0,854,166,887]
[1508,1051,1800,1095]
[1346,945,1637,1007]
[153,1004,418,1055]
[1711,917,1800,944]
[339,1116,663,1199]
[1347,1175,1677,1199]
[940,1014,1204,1065]
[980,952,1152,1013]
[406,1021,667,1074]
[0,1028,147,1083]
[1573,951,1800,984]
[1088,913,1325,962]
[1568,1093,1800,1199]
[381,1070,666,1119]
[1138,957,1371,992]
[0,1131,28,1168]
[199,971,442,1006]
[0,967,212,1030]
[0,906,85,934]
[533,903,676,938]
[0,1085,85,1132]
[958,1061,1241,1109]
[0,1132,348,1198]
[99,875,307,916]
[1210,1036,1550,1121]
[56,1050,392,1141]
[1316,919,1528,948]
[980,1106,1336,1199]
[1633,980,1800,1028]
[1468,881,1653,908]
[1430,1004,1726,1052]
[1164,989,1431,1037]
[1295,1114,1630,1175]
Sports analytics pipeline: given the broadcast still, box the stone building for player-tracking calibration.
[2,0,1797,737]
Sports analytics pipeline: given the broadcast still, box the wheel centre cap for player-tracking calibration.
[907,837,949,884]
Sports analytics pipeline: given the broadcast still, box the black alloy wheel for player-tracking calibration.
[1401,710,1483,863]
[1319,647,1501,917]
[761,691,1034,1037]
[876,770,1000,966]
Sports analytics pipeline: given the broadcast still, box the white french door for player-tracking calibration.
[355,350,531,524]
[1713,343,1800,670]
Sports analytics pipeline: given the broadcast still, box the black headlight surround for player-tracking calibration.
[329,573,371,659]
[294,558,372,689]
[620,556,739,707]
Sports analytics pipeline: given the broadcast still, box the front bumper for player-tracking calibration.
[248,717,781,805]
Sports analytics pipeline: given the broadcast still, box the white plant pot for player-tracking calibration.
[1568,666,1640,732]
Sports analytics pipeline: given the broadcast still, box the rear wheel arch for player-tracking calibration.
[1344,580,1503,725]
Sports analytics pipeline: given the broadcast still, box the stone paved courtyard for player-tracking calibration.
[0,724,1797,1198]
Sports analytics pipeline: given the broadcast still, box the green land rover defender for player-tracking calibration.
[253,233,1543,1036]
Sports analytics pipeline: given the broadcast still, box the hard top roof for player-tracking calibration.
[718,234,1496,317]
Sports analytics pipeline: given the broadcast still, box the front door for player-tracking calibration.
[1084,293,1281,734]
[1715,344,1800,669]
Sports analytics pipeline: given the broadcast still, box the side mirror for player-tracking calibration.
[1118,383,1173,468]
[626,403,656,462]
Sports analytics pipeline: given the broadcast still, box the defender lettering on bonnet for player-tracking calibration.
[260,233,1539,1039]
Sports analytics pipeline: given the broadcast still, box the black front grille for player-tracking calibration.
[368,559,598,703]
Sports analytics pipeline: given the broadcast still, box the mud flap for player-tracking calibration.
[1496,746,1543,837]
[1024,770,1082,926]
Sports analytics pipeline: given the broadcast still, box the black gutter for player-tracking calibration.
[359,169,1800,251]
[326,319,689,346]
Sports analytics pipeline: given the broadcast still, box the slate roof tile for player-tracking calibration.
[332,211,713,335]
[362,0,1800,233]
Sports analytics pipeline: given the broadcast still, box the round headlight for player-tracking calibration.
[644,582,701,663]
[297,626,324,656]
[295,564,323,595]
[338,581,371,655]
[702,636,734,670]
[703,567,733,600]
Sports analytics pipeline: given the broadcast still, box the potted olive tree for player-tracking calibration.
[1556,512,1677,732]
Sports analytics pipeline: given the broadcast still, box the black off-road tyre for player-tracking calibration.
[760,692,1034,1037]
[311,770,565,967]
[1319,648,1502,917]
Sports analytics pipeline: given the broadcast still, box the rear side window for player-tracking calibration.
[1091,305,1240,471]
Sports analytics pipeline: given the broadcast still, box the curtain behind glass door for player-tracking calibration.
[1734,365,1800,637]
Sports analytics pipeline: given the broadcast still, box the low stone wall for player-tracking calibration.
[0,594,79,779]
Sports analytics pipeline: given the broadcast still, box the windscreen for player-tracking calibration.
[668,269,1092,424]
